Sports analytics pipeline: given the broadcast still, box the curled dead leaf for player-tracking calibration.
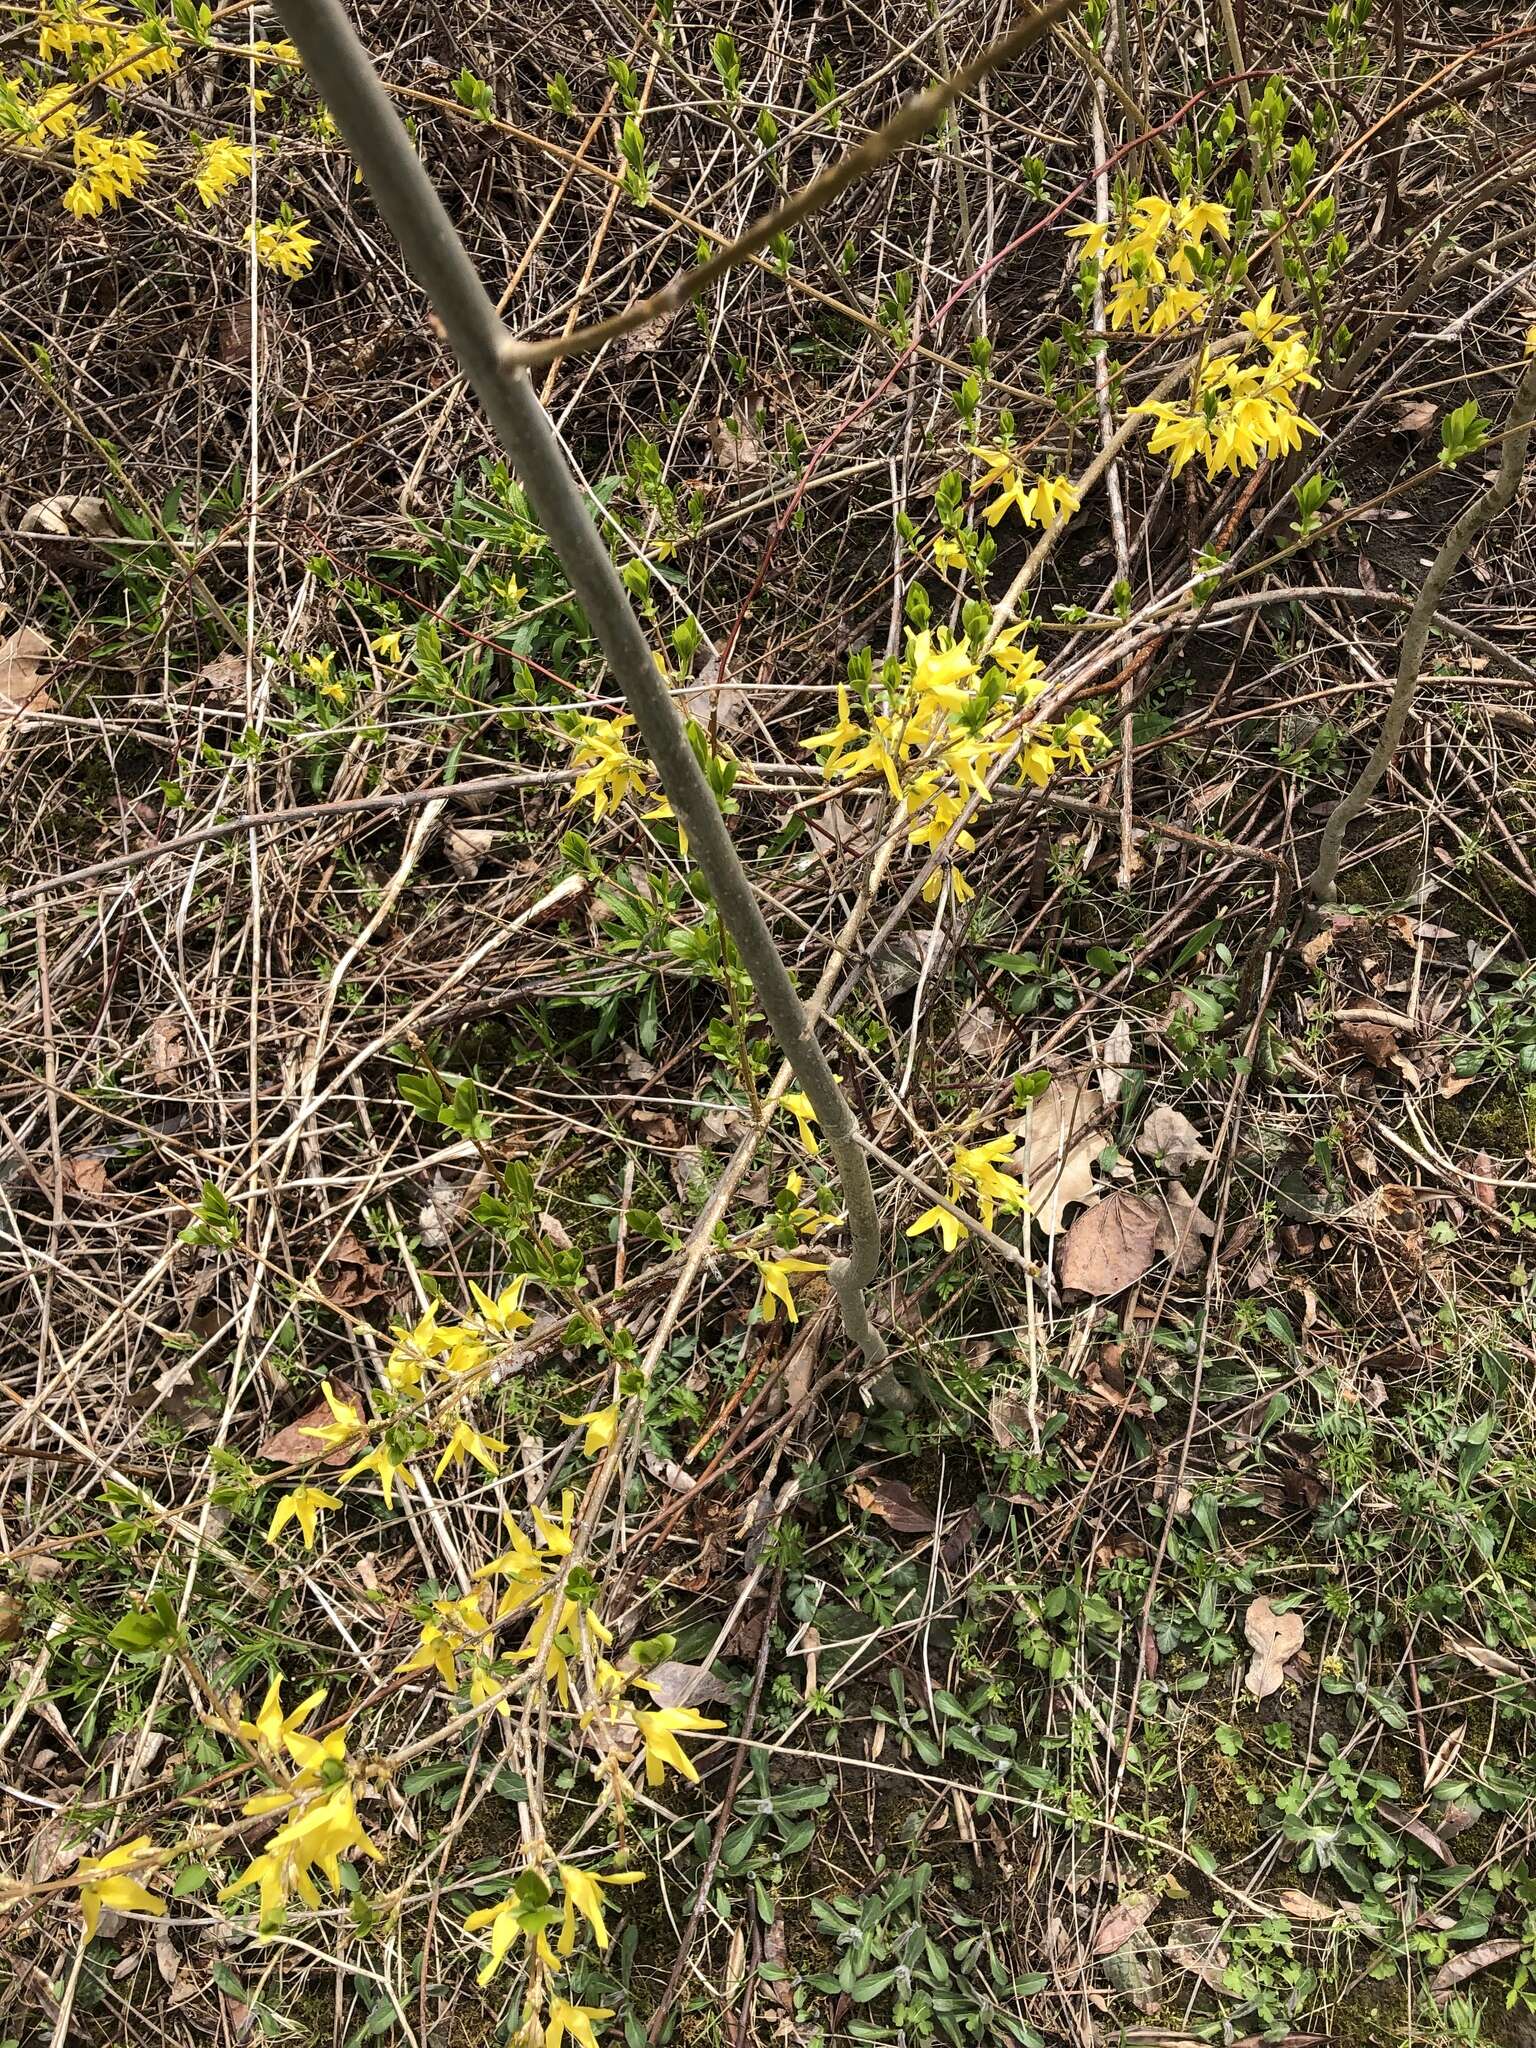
[0,624,53,722]
[1097,1018,1133,1105]
[1010,1072,1103,1234]
[442,824,498,880]
[1243,1596,1305,1699]
[20,493,118,539]
[847,1471,936,1535]
[1136,1104,1211,1176]
[1150,1182,1216,1277]
[1432,1937,1521,2000]
[145,1015,188,1082]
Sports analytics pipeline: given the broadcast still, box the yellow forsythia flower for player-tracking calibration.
[547,2001,616,2048]
[248,215,317,278]
[266,1484,341,1550]
[560,1403,620,1457]
[74,1837,164,1940]
[189,135,251,207]
[628,1703,725,1786]
[557,1862,645,1952]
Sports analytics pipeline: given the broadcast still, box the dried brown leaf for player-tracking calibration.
[0,625,53,718]
[1150,1182,1216,1277]
[1092,1889,1157,1957]
[1432,1938,1521,1999]
[1446,1635,1524,1678]
[442,824,497,880]
[145,1015,187,1083]
[1059,1189,1160,1297]
[20,493,118,538]
[1276,1888,1338,1923]
[1243,1596,1305,1698]
[1137,1104,1211,1175]
[679,653,751,734]
[847,1472,936,1535]
[1392,397,1439,434]
[707,414,764,472]
[957,1003,1010,1064]
[1009,1072,1103,1234]
[61,1156,113,1200]
[1097,1018,1133,1105]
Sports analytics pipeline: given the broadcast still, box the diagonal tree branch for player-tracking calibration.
[270,0,894,1359]
[501,0,1082,369]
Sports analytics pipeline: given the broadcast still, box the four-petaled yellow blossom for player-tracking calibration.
[755,1253,826,1324]
[74,1837,165,1941]
[778,1090,820,1155]
[932,531,967,574]
[434,1415,507,1478]
[248,215,317,279]
[266,1484,341,1551]
[475,1514,555,1619]
[236,1671,327,1756]
[515,1590,613,1706]
[908,1134,1029,1253]
[466,1277,536,1343]
[628,1703,726,1786]
[397,1592,494,1689]
[557,1862,645,1953]
[564,711,648,820]
[560,1402,620,1457]
[339,1437,418,1511]
[548,1999,616,2048]
[299,1379,365,1452]
[463,1877,561,1983]
[802,685,864,774]
[189,135,250,208]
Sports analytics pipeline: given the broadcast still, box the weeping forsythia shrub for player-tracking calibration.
[30,59,1344,2038]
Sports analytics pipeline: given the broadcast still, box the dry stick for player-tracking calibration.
[1308,353,1536,906]
[501,0,1083,369]
[271,0,888,1362]
[1084,51,1137,889]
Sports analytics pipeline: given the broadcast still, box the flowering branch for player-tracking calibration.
[269,0,888,1362]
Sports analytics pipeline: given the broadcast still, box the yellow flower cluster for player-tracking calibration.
[909,1135,1029,1252]
[1132,291,1320,479]
[4,9,310,244]
[62,123,154,217]
[1066,192,1231,336]
[971,449,1081,530]
[805,628,1105,903]
[189,134,251,208]
[565,710,650,820]
[248,214,318,278]
[37,0,177,94]
[217,1676,380,1927]
[264,1283,564,1551]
